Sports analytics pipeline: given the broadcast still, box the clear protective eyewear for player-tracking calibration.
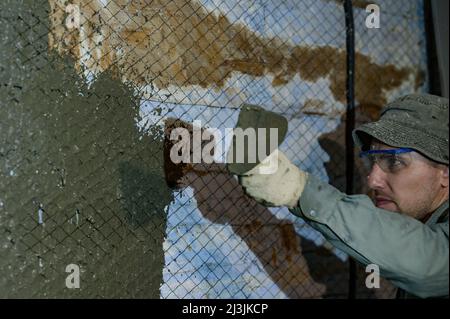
[359,148,415,174]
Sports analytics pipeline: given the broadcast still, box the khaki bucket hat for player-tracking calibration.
[353,94,449,165]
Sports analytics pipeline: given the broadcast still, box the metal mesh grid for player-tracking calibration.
[0,0,428,298]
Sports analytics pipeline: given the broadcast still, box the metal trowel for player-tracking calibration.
[226,104,288,175]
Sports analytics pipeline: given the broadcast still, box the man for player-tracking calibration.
[239,94,449,298]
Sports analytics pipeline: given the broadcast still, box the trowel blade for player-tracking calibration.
[226,104,288,175]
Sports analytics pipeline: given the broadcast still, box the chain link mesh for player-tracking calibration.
[0,0,428,298]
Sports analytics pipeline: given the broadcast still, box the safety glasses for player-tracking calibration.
[359,148,415,174]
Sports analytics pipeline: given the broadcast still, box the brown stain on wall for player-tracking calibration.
[299,99,328,117]
[279,223,300,263]
[163,118,224,188]
[49,0,414,110]
[163,119,193,189]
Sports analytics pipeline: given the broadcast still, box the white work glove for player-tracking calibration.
[239,150,308,208]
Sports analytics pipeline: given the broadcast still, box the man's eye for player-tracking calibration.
[386,157,404,169]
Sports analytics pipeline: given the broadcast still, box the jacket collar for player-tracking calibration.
[426,200,449,227]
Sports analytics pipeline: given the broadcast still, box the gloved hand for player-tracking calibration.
[239,150,308,208]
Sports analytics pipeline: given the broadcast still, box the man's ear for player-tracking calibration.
[440,165,449,188]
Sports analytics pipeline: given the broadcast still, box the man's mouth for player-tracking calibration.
[375,196,395,209]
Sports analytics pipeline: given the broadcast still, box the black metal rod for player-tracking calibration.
[424,0,442,96]
[344,0,357,300]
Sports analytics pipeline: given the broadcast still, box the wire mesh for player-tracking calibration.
[0,0,428,298]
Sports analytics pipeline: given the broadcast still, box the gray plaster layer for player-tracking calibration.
[0,0,172,298]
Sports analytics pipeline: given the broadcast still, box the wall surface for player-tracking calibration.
[0,0,427,298]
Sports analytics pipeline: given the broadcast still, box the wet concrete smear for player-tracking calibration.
[48,0,412,108]
[0,0,172,297]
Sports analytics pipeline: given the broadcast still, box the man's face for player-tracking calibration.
[366,141,449,220]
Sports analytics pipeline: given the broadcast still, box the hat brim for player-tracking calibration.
[353,120,449,165]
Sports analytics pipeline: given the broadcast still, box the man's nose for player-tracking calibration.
[367,163,387,190]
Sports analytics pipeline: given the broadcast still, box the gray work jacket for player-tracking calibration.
[290,175,449,299]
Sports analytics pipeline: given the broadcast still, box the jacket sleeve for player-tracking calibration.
[289,175,449,298]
